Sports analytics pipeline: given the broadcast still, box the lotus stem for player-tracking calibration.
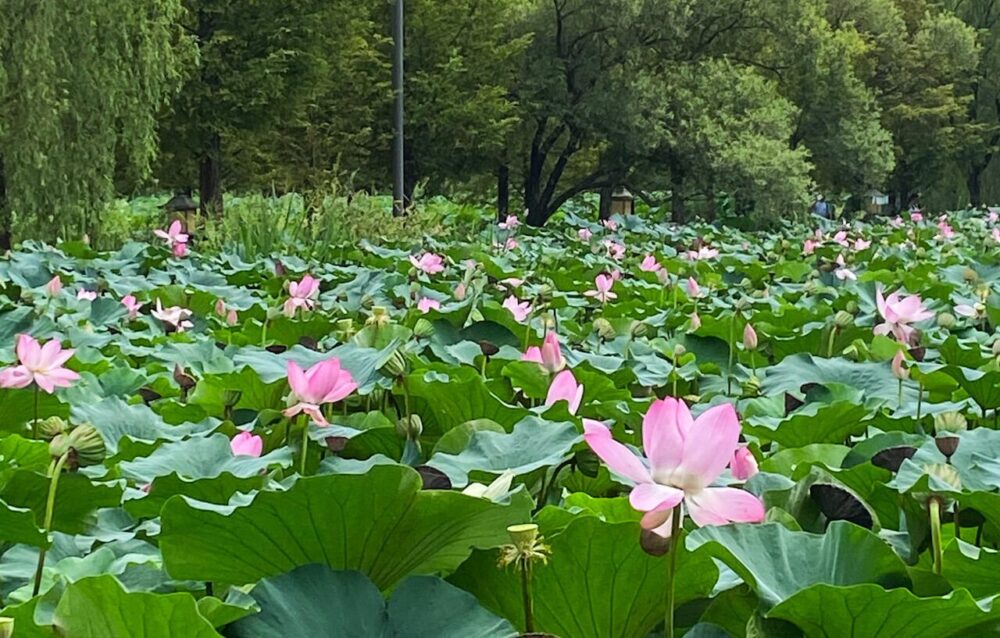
[298,415,310,476]
[727,314,736,396]
[664,503,684,638]
[32,384,40,439]
[32,451,70,596]
[827,326,837,358]
[929,497,943,575]
[916,382,924,423]
[897,379,903,410]
[260,317,269,346]
[520,558,534,632]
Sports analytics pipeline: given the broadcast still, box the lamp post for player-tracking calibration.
[392,0,405,217]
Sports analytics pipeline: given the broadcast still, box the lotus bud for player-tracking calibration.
[396,414,423,440]
[672,344,686,358]
[834,311,853,328]
[938,313,956,330]
[688,312,702,332]
[963,267,978,283]
[742,375,762,397]
[630,321,648,338]
[934,412,967,435]
[734,297,751,312]
[408,281,421,296]
[924,463,962,495]
[743,323,758,350]
[381,350,407,378]
[37,416,70,440]
[360,294,375,310]
[845,301,859,315]
[891,351,908,380]
[594,318,616,340]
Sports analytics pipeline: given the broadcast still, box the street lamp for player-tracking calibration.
[392,0,405,217]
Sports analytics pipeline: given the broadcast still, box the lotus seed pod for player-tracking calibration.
[593,318,616,340]
[381,350,407,378]
[935,435,960,459]
[37,416,70,440]
[933,412,967,435]
[845,301,859,315]
[67,425,106,467]
[630,321,648,338]
[507,523,539,549]
[742,375,762,397]
[963,267,978,283]
[413,318,435,338]
[834,311,853,328]
[396,414,423,439]
[938,313,956,330]
[366,306,391,328]
[360,294,375,310]
[334,318,356,342]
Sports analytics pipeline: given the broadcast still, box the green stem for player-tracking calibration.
[401,375,412,423]
[480,355,488,380]
[32,452,70,596]
[672,370,678,398]
[664,504,683,638]
[520,559,534,632]
[32,384,39,439]
[727,315,736,396]
[929,497,944,575]
[827,326,838,358]
[260,317,269,347]
[298,415,309,476]
[897,379,903,410]
[916,382,924,423]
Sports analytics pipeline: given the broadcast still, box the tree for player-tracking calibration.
[0,0,192,244]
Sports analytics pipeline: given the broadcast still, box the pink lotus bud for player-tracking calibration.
[46,276,63,296]
[731,447,758,480]
[891,350,908,380]
[686,278,700,298]
[743,323,758,350]
[454,282,467,301]
[539,331,565,374]
[689,312,701,331]
[226,309,239,326]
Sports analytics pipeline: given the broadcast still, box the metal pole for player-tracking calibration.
[392,0,405,216]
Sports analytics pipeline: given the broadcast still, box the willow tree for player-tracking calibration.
[0,0,192,245]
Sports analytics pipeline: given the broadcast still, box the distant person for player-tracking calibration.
[810,195,831,219]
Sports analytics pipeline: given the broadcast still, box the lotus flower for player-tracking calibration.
[417,297,441,313]
[889,216,903,228]
[602,219,618,231]
[803,239,817,255]
[284,358,358,426]
[686,246,719,260]
[502,295,532,322]
[498,277,525,291]
[730,447,758,481]
[0,334,80,393]
[955,303,985,321]
[523,331,565,374]
[832,231,849,247]
[453,282,467,301]
[853,238,871,251]
[121,295,143,320]
[910,212,923,223]
[584,274,617,303]
[462,470,515,501]
[545,370,583,414]
[498,215,520,230]
[875,287,933,344]
[993,228,1000,243]
[891,350,908,380]
[640,255,662,273]
[46,276,62,296]
[230,431,263,457]
[283,275,320,317]
[990,210,999,223]
[834,254,856,281]
[743,323,758,350]
[937,221,955,239]
[409,253,445,275]
[686,277,701,298]
[154,220,189,247]
[152,299,193,332]
[172,242,189,258]
[578,228,593,241]
[583,398,765,538]
[76,290,97,301]
[604,240,625,261]
[689,312,702,331]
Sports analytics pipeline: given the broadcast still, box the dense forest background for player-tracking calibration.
[2,0,1000,241]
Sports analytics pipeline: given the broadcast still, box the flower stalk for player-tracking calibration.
[929,496,944,575]
[664,504,683,638]
[32,451,70,596]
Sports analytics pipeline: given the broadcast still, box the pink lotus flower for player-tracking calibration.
[686,277,701,298]
[640,255,662,273]
[686,246,719,260]
[230,431,263,457]
[502,295,532,322]
[602,219,618,231]
[172,242,189,258]
[152,299,193,332]
[993,228,1000,243]
[502,238,519,251]
[889,216,904,228]
[955,303,985,321]
[803,239,817,255]
[76,290,97,301]
[523,331,565,374]
[121,295,143,320]
[853,238,871,251]
[46,276,62,296]
[584,274,617,303]
[891,350,908,380]
[283,358,357,426]
[578,228,593,241]
[743,323,758,350]
[154,220,189,247]
[417,297,441,313]
[604,241,626,261]
[657,269,670,285]
[545,369,583,414]
[498,215,520,230]
[937,222,955,239]
[910,212,923,223]
[990,211,999,223]
[875,287,933,344]
[498,277,524,291]
[832,231,849,247]
[583,398,765,538]
[730,447,758,481]
[834,254,856,281]
[226,309,238,325]
[283,275,320,317]
[0,334,80,393]
[409,253,445,275]
[688,312,702,331]
[610,269,623,281]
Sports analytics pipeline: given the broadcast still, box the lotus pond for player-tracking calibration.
[4,211,1000,637]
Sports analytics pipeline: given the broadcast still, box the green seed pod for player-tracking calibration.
[593,318,616,340]
[845,301,859,315]
[913,463,962,508]
[37,416,70,440]
[937,313,956,330]
[68,425,106,467]
[396,414,423,440]
[381,350,407,378]
[834,311,853,328]
[742,375,762,398]
[630,321,648,338]
[360,294,375,310]
[963,267,978,283]
[413,318,435,338]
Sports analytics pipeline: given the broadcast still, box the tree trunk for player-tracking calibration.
[0,155,9,250]
[968,164,985,207]
[598,186,613,220]
[199,132,223,216]
[497,164,509,223]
